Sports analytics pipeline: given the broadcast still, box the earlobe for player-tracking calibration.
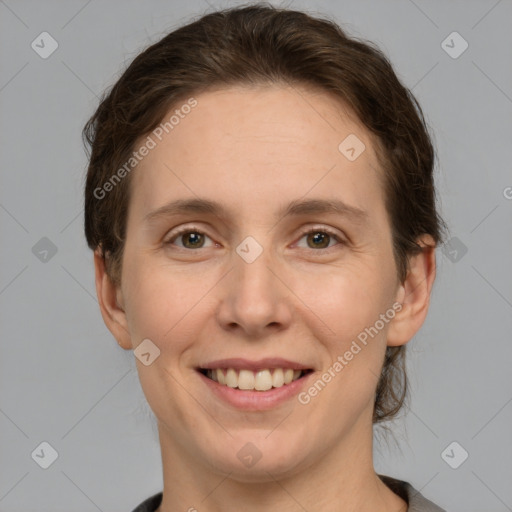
[386,236,437,347]
[93,248,132,350]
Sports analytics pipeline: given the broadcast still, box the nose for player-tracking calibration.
[215,241,293,338]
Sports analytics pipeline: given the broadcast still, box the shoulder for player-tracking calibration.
[131,491,163,512]
[131,480,446,512]
[379,475,446,512]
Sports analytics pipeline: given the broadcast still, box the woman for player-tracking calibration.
[83,4,448,511]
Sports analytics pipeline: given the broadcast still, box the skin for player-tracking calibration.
[95,84,436,512]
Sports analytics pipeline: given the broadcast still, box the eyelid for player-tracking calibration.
[299,224,345,239]
[293,225,347,249]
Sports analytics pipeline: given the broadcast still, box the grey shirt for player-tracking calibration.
[131,476,446,511]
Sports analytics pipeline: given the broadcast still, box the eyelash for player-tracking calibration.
[163,225,346,252]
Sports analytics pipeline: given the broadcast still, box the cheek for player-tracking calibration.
[121,257,214,422]
[289,257,393,342]
[288,258,397,407]
[296,266,394,410]
[121,253,219,354]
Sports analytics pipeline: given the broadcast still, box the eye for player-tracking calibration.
[295,227,345,250]
[164,226,216,249]
[163,226,345,251]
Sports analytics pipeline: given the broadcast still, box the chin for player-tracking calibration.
[198,430,313,482]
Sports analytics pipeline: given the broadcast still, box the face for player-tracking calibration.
[100,85,413,481]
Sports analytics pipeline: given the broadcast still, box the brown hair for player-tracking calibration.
[83,3,447,423]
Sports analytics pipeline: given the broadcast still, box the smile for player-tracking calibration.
[199,368,313,391]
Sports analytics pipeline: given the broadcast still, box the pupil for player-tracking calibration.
[308,232,329,249]
[184,232,203,248]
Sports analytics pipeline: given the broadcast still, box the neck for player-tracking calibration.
[155,411,406,512]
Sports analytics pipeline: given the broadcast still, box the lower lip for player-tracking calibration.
[198,371,313,410]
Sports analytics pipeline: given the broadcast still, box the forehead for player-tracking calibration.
[129,84,385,224]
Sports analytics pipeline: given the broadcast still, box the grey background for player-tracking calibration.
[1,0,511,510]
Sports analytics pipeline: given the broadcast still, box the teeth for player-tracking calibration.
[254,370,272,391]
[272,368,285,388]
[204,368,306,391]
[226,368,238,388]
[238,369,255,390]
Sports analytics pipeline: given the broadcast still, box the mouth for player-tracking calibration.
[197,367,314,392]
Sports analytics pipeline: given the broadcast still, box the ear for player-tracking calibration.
[386,235,437,347]
[94,248,132,350]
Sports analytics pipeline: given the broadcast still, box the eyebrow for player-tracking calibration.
[143,197,369,225]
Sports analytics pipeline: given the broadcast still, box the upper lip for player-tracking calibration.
[198,358,313,371]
